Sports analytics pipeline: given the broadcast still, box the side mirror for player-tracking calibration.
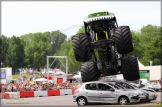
[109,88,115,91]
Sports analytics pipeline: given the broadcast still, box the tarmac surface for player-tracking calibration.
[1,91,161,107]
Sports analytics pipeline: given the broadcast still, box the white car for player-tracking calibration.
[73,81,146,106]
[102,79,157,102]
[151,82,162,92]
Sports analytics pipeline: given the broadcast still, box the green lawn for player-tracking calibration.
[12,74,31,80]
[12,74,41,80]
[150,103,162,107]
[155,103,162,107]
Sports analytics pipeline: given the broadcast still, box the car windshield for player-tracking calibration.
[117,82,136,89]
[107,82,125,89]
[115,83,126,89]
[130,83,138,88]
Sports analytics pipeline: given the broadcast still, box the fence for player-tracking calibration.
[1,89,76,99]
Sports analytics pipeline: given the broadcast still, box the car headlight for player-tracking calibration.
[138,93,144,95]
[143,92,148,96]
[130,93,138,97]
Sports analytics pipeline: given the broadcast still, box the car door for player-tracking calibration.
[98,83,116,103]
[84,83,100,102]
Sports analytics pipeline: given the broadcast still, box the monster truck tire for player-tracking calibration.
[80,62,101,82]
[114,26,134,54]
[72,34,92,62]
[121,55,140,81]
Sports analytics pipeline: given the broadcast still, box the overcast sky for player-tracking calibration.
[1,1,161,38]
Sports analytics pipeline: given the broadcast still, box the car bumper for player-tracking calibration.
[130,95,146,102]
[73,96,77,102]
[155,88,162,91]
[147,93,157,100]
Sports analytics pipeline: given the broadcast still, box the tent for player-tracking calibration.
[137,57,145,67]
[73,75,81,79]
[55,71,65,75]
[34,78,48,82]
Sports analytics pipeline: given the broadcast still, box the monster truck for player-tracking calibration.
[72,11,140,82]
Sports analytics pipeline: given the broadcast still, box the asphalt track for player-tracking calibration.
[1,92,161,107]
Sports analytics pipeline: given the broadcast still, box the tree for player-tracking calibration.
[128,31,143,59]
[49,30,67,54]
[0,35,9,67]
[24,33,52,70]
[6,36,25,74]
[68,40,82,72]
[77,26,85,34]
[141,35,162,65]
[52,40,70,71]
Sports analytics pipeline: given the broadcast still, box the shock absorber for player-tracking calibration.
[104,31,109,40]
[95,33,98,41]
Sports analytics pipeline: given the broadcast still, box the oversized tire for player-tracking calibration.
[80,62,101,82]
[114,26,134,54]
[72,34,92,62]
[121,55,140,81]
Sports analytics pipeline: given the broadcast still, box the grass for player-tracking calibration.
[12,74,31,80]
[151,103,162,107]
[12,73,43,80]
[155,103,162,107]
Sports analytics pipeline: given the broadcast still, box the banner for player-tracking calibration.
[0,68,6,79]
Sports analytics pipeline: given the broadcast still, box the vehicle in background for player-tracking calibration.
[10,79,19,84]
[102,79,157,102]
[150,82,162,92]
[128,79,155,90]
[140,79,148,84]
[73,81,146,106]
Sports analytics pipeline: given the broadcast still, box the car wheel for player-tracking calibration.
[77,97,87,106]
[118,96,129,105]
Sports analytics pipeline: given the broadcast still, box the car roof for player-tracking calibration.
[101,79,126,82]
[82,81,108,84]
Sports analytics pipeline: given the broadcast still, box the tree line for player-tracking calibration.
[0,24,161,74]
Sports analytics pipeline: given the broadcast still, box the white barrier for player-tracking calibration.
[60,89,72,95]
[2,89,75,98]
[34,91,48,97]
[6,92,20,99]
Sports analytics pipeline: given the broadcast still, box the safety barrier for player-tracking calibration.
[1,89,76,99]
[34,91,48,97]
[72,89,76,95]
[5,92,20,99]
[60,89,72,95]
[20,91,34,98]
[1,92,10,99]
[48,90,60,96]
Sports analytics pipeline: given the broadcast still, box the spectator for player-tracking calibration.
[0,78,80,92]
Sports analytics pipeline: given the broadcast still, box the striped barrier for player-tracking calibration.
[1,92,10,99]
[5,92,20,99]
[20,91,34,98]
[34,91,48,97]
[1,89,76,99]
[60,89,72,95]
[48,90,60,96]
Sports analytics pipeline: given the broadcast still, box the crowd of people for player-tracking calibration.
[0,80,80,93]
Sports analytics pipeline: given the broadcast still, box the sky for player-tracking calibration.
[1,1,161,38]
